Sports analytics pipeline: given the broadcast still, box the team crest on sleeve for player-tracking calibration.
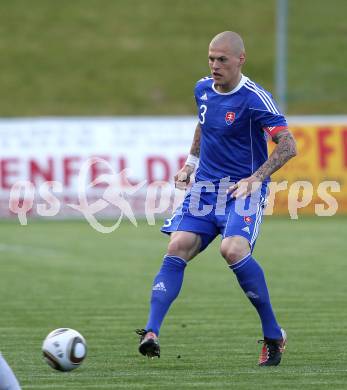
[244,216,252,225]
[225,112,236,125]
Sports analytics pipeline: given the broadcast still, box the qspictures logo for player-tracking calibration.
[6,157,341,233]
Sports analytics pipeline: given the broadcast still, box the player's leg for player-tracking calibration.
[145,231,201,335]
[219,182,287,365]
[220,235,282,339]
[137,231,204,358]
[220,235,286,366]
[0,353,21,390]
[137,189,218,357]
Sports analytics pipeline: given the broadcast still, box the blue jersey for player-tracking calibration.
[194,75,288,183]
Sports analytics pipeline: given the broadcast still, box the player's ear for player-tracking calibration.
[239,52,246,66]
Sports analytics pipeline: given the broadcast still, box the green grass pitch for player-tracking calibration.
[0,217,346,389]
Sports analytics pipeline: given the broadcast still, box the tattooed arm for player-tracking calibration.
[253,130,297,181]
[175,123,201,189]
[189,123,201,157]
[228,129,297,198]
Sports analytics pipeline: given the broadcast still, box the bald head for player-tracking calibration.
[208,31,246,92]
[210,31,245,56]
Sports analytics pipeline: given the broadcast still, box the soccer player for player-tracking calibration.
[136,31,297,366]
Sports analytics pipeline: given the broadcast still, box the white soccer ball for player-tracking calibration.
[42,328,87,371]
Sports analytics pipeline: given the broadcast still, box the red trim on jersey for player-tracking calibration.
[263,126,288,137]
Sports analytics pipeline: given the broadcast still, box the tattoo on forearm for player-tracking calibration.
[254,131,297,181]
[190,123,201,157]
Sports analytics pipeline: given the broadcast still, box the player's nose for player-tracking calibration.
[212,61,220,70]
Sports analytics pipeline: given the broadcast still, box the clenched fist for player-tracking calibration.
[174,165,195,190]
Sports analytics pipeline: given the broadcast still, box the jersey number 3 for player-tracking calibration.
[199,104,207,124]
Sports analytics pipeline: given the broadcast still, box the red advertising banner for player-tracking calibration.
[268,122,347,216]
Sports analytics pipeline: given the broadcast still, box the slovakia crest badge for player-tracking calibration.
[225,112,235,125]
[244,216,252,225]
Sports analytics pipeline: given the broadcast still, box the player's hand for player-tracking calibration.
[227,175,262,199]
[174,165,194,190]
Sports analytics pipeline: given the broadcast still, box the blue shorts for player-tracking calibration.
[161,182,268,252]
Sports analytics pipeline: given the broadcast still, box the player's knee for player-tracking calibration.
[167,239,182,256]
[167,239,191,260]
[220,237,250,265]
[220,246,243,264]
[167,233,200,261]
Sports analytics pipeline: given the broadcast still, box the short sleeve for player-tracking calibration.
[194,83,199,107]
[247,84,288,137]
[194,76,211,108]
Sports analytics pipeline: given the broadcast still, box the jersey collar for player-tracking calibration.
[212,74,248,95]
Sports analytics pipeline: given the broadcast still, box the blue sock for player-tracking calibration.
[230,254,282,339]
[145,255,187,336]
